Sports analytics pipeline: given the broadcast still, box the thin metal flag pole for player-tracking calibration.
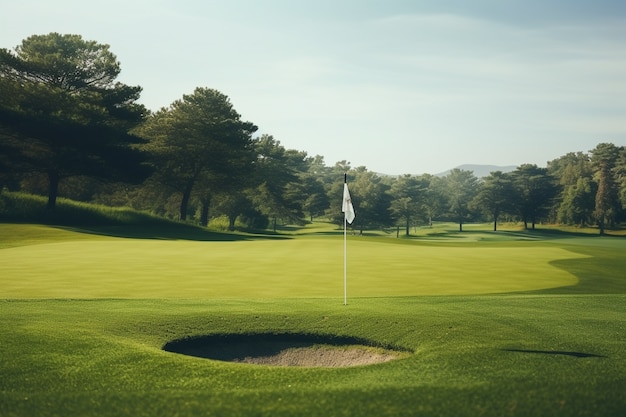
[344,200,347,306]
[342,173,355,306]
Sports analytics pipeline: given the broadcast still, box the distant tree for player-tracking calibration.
[548,152,592,185]
[388,174,427,236]
[557,176,597,226]
[349,167,392,232]
[590,143,621,234]
[472,171,515,231]
[511,164,558,230]
[444,169,479,232]
[300,155,330,221]
[301,174,329,222]
[247,135,303,230]
[0,33,150,210]
[421,174,447,227]
[548,152,593,224]
[616,147,626,212]
[282,148,312,219]
[138,87,257,221]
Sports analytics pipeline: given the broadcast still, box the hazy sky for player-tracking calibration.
[2,0,625,175]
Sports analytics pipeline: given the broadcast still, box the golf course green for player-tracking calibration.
[1,222,625,416]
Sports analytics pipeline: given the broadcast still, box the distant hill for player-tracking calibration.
[436,164,517,178]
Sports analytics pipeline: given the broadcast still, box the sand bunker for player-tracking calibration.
[163,333,409,367]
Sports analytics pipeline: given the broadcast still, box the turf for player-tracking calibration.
[0,224,610,298]
[1,222,625,417]
[1,297,624,417]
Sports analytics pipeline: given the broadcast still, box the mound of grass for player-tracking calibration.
[0,191,168,226]
[0,192,259,247]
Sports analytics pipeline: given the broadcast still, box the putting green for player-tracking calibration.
[0,236,586,298]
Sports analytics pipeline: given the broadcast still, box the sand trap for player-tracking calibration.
[163,333,410,367]
[230,345,401,367]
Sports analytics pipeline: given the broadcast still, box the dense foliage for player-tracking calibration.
[0,33,150,210]
[2,33,625,233]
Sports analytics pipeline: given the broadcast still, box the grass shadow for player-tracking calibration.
[522,244,626,295]
[503,349,606,358]
[54,223,292,242]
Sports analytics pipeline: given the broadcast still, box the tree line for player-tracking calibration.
[1,33,625,234]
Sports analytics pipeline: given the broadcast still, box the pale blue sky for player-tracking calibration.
[2,0,625,175]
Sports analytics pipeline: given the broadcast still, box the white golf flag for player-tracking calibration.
[342,183,355,224]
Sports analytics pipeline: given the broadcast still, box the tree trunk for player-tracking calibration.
[459,219,463,232]
[405,218,410,236]
[493,215,497,231]
[179,181,194,221]
[200,197,210,227]
[46,170,59,211]
[228,214,237,231]
[598,216,605,235]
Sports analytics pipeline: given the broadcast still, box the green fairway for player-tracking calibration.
[0,224,601,298]
[1,223,625,417]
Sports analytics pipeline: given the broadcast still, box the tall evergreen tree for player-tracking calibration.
[298,155,331,222]
[138,87,257,221]
[511,164,558,230]
[444,169,479,232]
[472,171,515,231]
[617,146,626,212]
[421,174,447,227]
[246,135,303,230]
[557,176,596,226]
[389,174,427,236]
[0,33,149,210]
[548,152,593,224]
[591,143,621,234]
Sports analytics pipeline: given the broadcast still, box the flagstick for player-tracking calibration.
[342,173,353,306]
[344,212,347,306]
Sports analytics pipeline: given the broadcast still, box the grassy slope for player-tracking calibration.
[1,221,625,417]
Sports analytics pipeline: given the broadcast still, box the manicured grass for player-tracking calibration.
[1,297,624,417]
[4,223,624,298]
[0,236,587,298]
[1,222,625,416]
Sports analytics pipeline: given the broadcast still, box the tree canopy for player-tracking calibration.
[444,169,479,232]
[472,171,515,231]
[0,33,149,210]
[137,87,257,221]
